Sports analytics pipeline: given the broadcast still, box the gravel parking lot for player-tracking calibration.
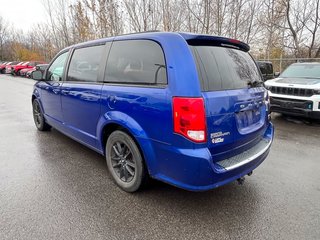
[0,75,320,240]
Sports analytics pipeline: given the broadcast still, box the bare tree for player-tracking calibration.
[83,0,123,37]
[1,0,320,62]
[0,16,9,60]
[307,0,320,57]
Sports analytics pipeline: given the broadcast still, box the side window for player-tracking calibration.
[47,52,69,81]
[67,45,105,82]
[105,40,167,85]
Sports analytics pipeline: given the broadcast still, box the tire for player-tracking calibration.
[106,130,148,192]
[32,99,51,131]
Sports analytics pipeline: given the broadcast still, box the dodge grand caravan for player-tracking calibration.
[32,32,274,192]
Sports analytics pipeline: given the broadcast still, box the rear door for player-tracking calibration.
[191,46,267,161]
[61,43,110,147]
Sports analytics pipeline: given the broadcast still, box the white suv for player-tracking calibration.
[264,62,320,119]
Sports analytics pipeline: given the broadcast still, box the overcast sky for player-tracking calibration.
[0,0,47,31]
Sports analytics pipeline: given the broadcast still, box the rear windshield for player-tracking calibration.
[191,46,262,91]
[280,64,320,78]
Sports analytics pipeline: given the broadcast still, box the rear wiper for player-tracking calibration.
[247,80,263,88]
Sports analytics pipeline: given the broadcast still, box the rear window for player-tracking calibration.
[191,46,261,91]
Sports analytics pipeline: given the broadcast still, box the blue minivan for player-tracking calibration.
[32,32,274,192]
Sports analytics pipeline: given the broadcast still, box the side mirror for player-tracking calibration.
[32,70,43,80]
[274,72,280,78]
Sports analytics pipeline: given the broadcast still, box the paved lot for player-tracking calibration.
[0,75,319,240]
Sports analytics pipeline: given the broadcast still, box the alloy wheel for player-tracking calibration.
[110,141,136,182]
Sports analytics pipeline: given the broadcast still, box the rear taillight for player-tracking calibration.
[173,97,206,143]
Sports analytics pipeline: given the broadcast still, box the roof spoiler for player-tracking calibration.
[179,33,250,52]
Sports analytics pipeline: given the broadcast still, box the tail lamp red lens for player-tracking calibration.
[173,97,206,143]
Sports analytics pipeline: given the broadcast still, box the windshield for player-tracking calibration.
[280,64,320,78]
[191,46,262,91]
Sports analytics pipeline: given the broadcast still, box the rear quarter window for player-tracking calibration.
[191,46,261,91]
[105,40,167,85]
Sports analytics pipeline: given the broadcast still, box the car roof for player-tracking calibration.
[63,31,250,53]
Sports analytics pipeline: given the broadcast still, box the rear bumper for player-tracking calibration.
[150,123,274,191]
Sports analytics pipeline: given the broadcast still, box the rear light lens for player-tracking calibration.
[173,97,206,143]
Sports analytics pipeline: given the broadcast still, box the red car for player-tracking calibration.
[6,61,24,74]
[12,61,46,76]
[0,62,12,73]
[20,67,34,77]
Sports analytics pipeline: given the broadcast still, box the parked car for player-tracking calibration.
[35,63,48,74]
[20,67,34,77]
[31,32,274,192]
[12,61,46,76]
[265,62,320,119]
[0,61,12,73]
[256,61,278,81]
[25,68,36,78]
[11,61,29,75]
[5,61,22,74]
[24,64,48,78]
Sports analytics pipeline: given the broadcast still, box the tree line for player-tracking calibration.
[0,0,319,62]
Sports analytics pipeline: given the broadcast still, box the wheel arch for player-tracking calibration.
[31,94,36,103]
[31,88,41,103]
[97,112,157,176]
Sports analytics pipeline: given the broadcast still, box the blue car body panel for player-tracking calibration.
[32,32,274,191]
[60,83,103,148]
